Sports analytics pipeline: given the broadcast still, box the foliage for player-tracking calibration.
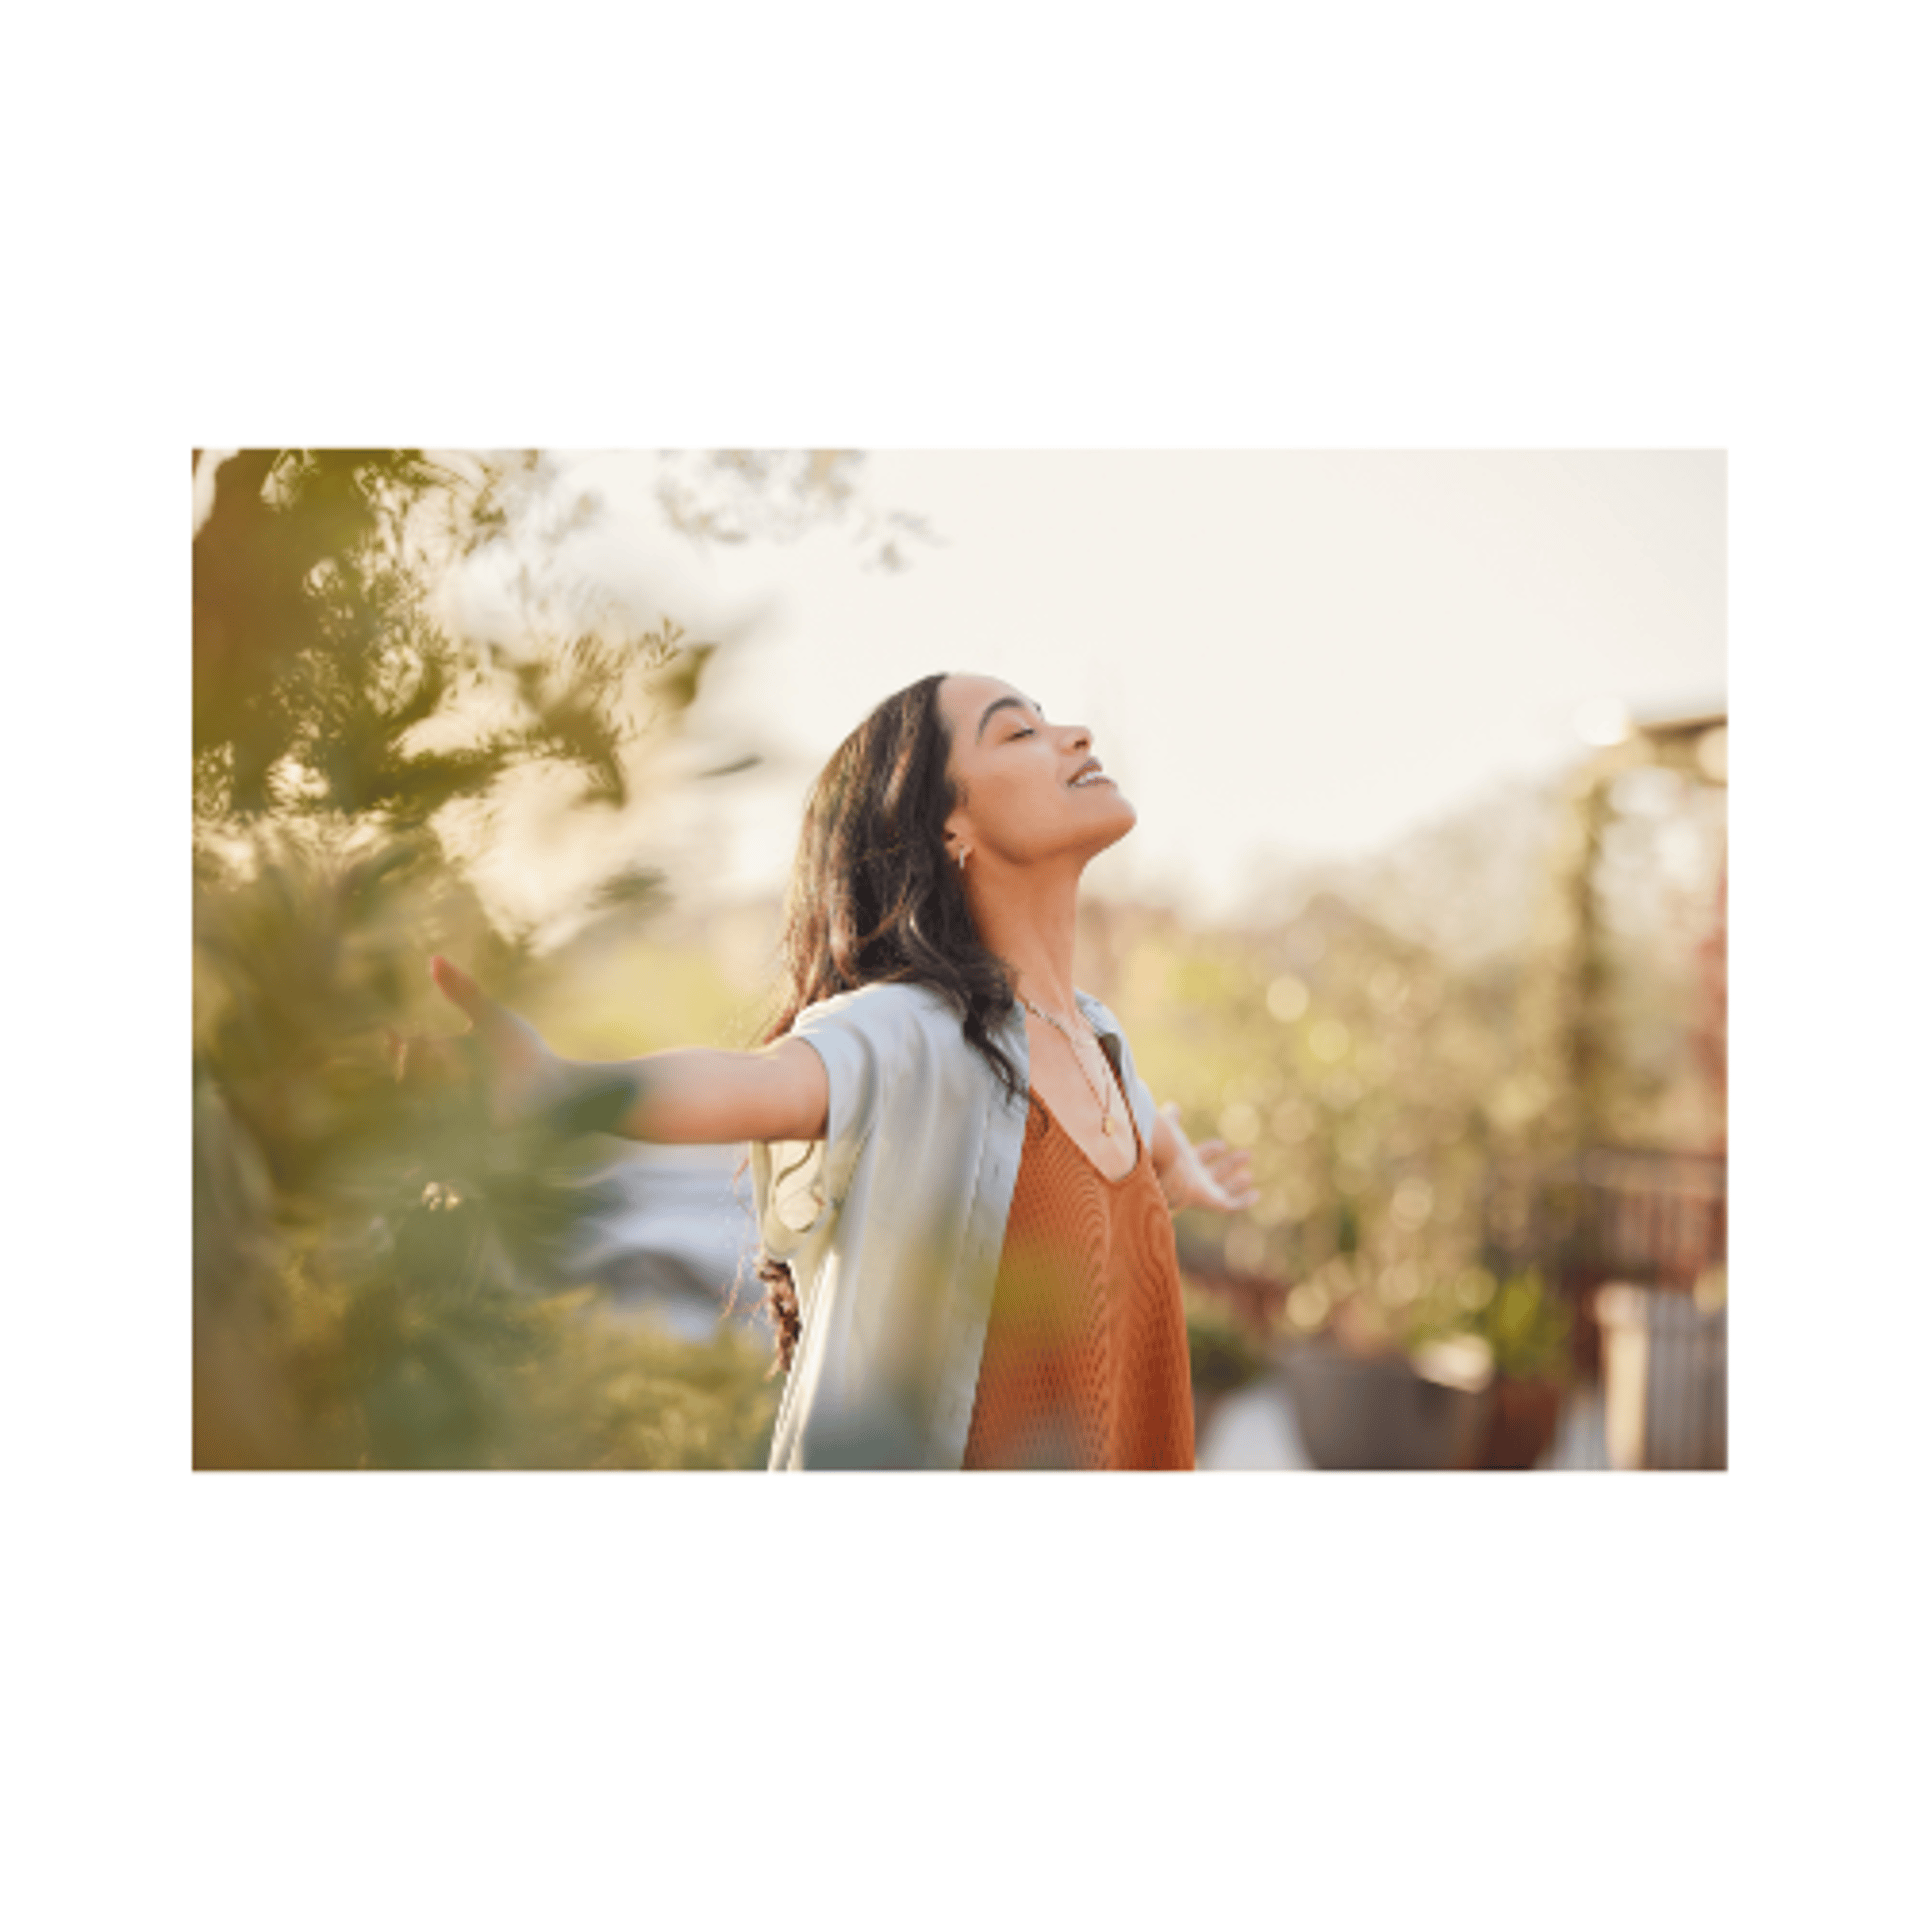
[191,828,787,1468]
[655,450,939,572]
[1096,743,1723,1365]
[1470,1268,1573,1384]
[1184,1289,1269,1399]
[193,450,705,844]
[192,449,788,1468]
[1116,890,1513,1355]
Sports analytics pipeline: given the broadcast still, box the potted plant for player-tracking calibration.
[1279,1281,1496,1471]
[1468,1268,1573,1469]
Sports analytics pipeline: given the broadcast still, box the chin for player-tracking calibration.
[1087,796,1138,853]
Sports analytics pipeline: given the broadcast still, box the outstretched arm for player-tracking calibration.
[407,956,829,1145]
[595,1039,829,1145]
[1149,1102,1258,1214]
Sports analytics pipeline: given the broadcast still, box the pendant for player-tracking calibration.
[1102,1115,1115,1134]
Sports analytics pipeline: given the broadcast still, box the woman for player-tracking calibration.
[419,672,1256,1469]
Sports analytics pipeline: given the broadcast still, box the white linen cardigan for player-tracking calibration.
[747,980,1161,1470]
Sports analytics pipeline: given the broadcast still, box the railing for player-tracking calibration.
[1593,1282,1728,1469]
[1482,1148,1727,1376]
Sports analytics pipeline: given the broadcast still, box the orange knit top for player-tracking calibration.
[962,1087,1196,1470]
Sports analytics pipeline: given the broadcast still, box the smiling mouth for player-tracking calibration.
[1068,771,1114,789]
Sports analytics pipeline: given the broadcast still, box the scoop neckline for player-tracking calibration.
[1024,1084,1143,1187]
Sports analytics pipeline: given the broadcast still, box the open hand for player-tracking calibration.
[391,956,567,1129]
[1153,1102,1258,1215]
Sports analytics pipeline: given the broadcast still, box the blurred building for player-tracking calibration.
[1531,707,1727,1366]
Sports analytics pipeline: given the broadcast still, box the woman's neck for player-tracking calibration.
[967,860,1084,1018]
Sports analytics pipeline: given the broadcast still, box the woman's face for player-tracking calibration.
[937,672,1137,872]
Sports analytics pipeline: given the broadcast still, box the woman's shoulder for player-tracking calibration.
[786,979,990,1123]
[1072,988,1127,1038]
[792,977,965,1039]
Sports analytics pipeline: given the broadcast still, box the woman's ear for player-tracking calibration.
[941,814,974,874]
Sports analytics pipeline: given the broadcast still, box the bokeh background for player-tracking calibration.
[193,448,1726,1470]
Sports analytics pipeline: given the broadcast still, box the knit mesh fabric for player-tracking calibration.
[962,1089,1195,1471]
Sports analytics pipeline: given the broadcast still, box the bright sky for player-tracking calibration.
[462,450,1725,923]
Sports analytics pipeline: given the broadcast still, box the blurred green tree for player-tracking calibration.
[1098,745,1724,1380]
[192,449,895,1468]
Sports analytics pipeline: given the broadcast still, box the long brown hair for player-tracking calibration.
[749,672,1024,1371]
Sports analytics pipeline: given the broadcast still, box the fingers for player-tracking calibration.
[1193,1137,1258,1211]
[429,954,493,1030]
[1196,1141,1252,1173]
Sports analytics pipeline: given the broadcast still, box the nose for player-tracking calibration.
[1058,718,1092,751]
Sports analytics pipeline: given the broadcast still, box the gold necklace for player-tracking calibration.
[1020,996,1118,1135]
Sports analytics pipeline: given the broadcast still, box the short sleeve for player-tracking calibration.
[789,991,894,1159]
[752,985,914,1259]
